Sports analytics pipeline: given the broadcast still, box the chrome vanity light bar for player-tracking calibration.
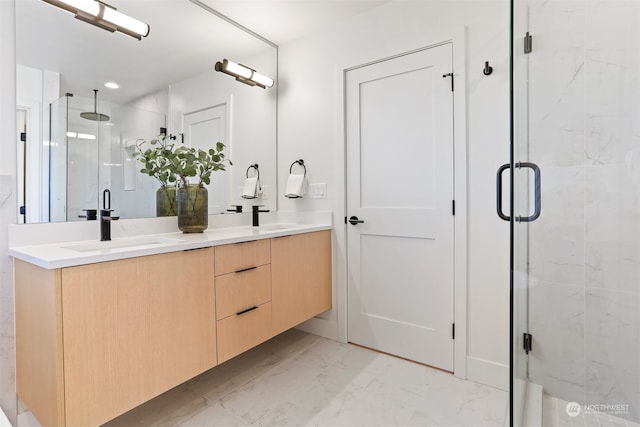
[215,59,274,89]
[41,0,150,40]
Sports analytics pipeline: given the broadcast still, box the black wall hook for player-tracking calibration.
[483,61,493,76]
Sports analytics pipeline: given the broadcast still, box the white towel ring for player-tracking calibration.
[246,164,260,179]
[289,159,306,177]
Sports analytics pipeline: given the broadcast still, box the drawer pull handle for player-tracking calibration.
[236,306,259,316]
[235,266,257,274]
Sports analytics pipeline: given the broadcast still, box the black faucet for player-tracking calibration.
[79,209,97,220]
[252,205,269,227]
[227,205,243,213]
[100,189,120,241]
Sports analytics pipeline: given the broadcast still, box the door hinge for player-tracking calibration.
[20,132,26,142]
[344,216,347,224]
[19,206,26,215]
[524,32,533,54]
[452,200,455,216]
[452,323,455,339]
[442,72,454,91]
[523,332,533,354]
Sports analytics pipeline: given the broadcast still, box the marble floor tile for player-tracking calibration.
[543,395,639,427]
[19,330,508,427]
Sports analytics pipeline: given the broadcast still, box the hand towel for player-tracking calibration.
[241,176,261,199]
[285,173,305,198]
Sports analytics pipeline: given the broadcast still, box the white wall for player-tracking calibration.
[277,0,511,389]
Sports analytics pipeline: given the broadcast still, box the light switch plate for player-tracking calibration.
[308,183,327,199]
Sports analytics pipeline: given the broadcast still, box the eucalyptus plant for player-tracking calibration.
[171,142,231,187]
[133,136,231,188]
[132,134,177,187]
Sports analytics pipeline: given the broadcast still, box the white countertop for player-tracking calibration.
[9,223,332,270]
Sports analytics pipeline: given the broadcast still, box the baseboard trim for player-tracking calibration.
[467,356,508,391]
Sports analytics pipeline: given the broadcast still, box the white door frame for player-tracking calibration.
[16,101,42,224]
[336,28,468,379]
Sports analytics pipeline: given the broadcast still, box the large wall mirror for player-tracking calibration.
[16,0,277,224]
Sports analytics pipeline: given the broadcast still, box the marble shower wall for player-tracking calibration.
[0,175,16,423]
[524,0,640,422]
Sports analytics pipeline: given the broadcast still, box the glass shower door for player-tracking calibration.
[510,0,640,425]
[49,94,69,222]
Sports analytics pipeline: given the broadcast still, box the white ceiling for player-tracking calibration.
[16,0,388,105]
[200,0,389,45]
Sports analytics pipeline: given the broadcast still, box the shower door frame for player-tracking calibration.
[509,0,535,424]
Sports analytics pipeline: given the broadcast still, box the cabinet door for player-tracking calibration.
[271,230,332,335]
[61,248,216,427]
[15,260,65,427]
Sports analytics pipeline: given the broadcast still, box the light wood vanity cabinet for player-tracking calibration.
[16,249,217,427]
[15,230,331,427]
[272,230,332,335]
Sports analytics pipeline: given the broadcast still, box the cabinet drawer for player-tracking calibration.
[215,240,270,275]
[217,302,273,363]
[216,265,271,320]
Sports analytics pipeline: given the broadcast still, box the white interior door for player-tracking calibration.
[183,104,229,214]
[346,44,455,371]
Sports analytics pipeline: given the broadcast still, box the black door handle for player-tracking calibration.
[496,162,541,222]
[348,216,365,225]
[496,163,510,221]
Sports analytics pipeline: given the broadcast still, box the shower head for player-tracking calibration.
[80,111,110,121]
[81,89,110,122]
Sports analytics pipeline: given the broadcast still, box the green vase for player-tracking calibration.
[177,184,208,233]
[156,186,177,217]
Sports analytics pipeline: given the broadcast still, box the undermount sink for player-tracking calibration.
[252,224,295,231]
[62,237,183,252]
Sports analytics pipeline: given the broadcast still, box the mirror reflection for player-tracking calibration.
[16,0,277,224]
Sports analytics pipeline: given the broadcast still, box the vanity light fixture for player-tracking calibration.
[214,59,274,89]
[41,0,150,40]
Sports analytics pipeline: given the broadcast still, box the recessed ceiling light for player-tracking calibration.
[105,82,119,89]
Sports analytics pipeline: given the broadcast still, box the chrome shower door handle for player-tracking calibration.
[496,162,542,223]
